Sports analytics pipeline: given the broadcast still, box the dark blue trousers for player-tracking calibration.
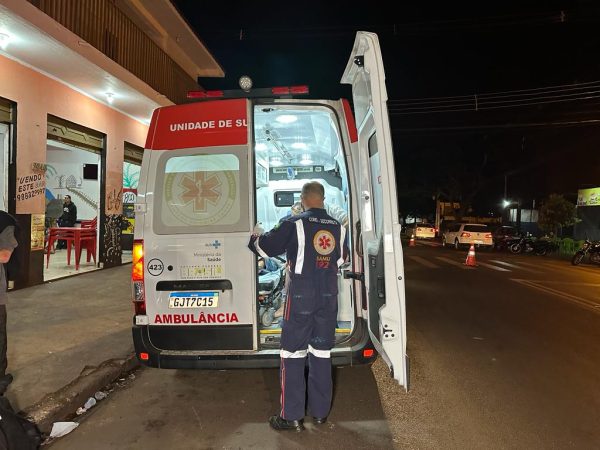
[279,277,338,421]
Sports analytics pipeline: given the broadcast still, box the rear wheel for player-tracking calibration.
[454,239,460,250]
[442,236,447,247]
[261,308,275,327]
[572,252,585,266]
[510,244,522,254]
[534,247,547,256]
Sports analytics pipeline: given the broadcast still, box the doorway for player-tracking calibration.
[44,116,104,281]
[122,142,143,263]
[0,123,8,212]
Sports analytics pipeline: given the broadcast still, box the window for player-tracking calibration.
[464,225,488,232]
[154,151,249,234]
[253,104,350,232]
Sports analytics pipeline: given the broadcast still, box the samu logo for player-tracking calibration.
[205,240,222,249]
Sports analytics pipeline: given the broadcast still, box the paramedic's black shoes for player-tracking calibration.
[269,415,304,432]
[313,416,327,425]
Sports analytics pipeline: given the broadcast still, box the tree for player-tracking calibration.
[538,194,579,237]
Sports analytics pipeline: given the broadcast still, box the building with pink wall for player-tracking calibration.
[0,0,222,287]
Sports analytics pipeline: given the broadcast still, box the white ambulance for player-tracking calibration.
[132,32,409,387]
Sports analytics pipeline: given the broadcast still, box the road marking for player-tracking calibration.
[407,255,440,268]
[476,262,511,272]
[489,260,542,273]
[435,256,472,269]
[511,278,600,314]
[510,259,550,269]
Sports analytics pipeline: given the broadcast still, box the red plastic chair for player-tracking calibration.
[81,217,97,229]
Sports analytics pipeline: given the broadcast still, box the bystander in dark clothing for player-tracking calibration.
[57,195,77,249]
[58,195,77,227]
[0,211,18,394]
[248,182,347,432]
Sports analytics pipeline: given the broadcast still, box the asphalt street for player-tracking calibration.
[50,364,393,450]
[48,242,600,449]
[380,241,600,449]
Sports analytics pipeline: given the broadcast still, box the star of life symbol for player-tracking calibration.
[179,172,221,212]
[313,230,335,255]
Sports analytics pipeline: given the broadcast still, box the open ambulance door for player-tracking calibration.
[342,32,409,388]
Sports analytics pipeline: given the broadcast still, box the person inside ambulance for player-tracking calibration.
[248,181,348,431]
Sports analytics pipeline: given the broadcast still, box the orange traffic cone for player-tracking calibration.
[409,233,416,247]
[464,244,477,267]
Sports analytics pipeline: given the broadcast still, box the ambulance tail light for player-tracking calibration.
[271,85,309,95]
[290,85,309,94]
[132,240,146,315]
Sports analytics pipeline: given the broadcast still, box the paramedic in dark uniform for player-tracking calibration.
[248,181,347,432]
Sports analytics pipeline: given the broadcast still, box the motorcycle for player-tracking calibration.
[509,236,556,256]
[571,239,600,266]
[494,234,522,251]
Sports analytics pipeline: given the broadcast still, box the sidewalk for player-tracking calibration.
[5,265,135,420]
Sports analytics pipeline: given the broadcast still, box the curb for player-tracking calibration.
[22,352,140,434]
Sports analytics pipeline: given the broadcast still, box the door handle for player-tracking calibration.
[343,271,364,282]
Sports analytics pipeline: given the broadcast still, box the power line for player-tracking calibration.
[389,79,600,104]
[192,8,598,41]
[392,118,600,135]
[388,80,600,114]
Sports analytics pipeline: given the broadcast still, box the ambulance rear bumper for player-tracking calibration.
[132,319,376,369]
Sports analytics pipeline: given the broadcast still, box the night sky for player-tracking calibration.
[173,0,600,217]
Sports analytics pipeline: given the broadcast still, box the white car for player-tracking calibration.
[442,223,493,249]
[405,223,435,239]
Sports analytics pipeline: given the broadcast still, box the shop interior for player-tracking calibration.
[44,138,101,281]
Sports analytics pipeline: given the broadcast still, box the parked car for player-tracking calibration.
[405,223,436,239]
[492,225,519,250]
[442,223,493,249]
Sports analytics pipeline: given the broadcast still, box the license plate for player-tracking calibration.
[169,292,219,308]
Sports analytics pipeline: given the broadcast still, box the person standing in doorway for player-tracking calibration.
[0,210,18,393]
[58,195,77,227]
[57,195,77,249]
[248,182,347,431]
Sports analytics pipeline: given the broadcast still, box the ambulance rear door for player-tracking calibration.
[341,32,408,388]
[141,99,257,352]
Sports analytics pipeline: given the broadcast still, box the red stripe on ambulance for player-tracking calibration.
[145,98,248,150]
[342,99,358,143]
